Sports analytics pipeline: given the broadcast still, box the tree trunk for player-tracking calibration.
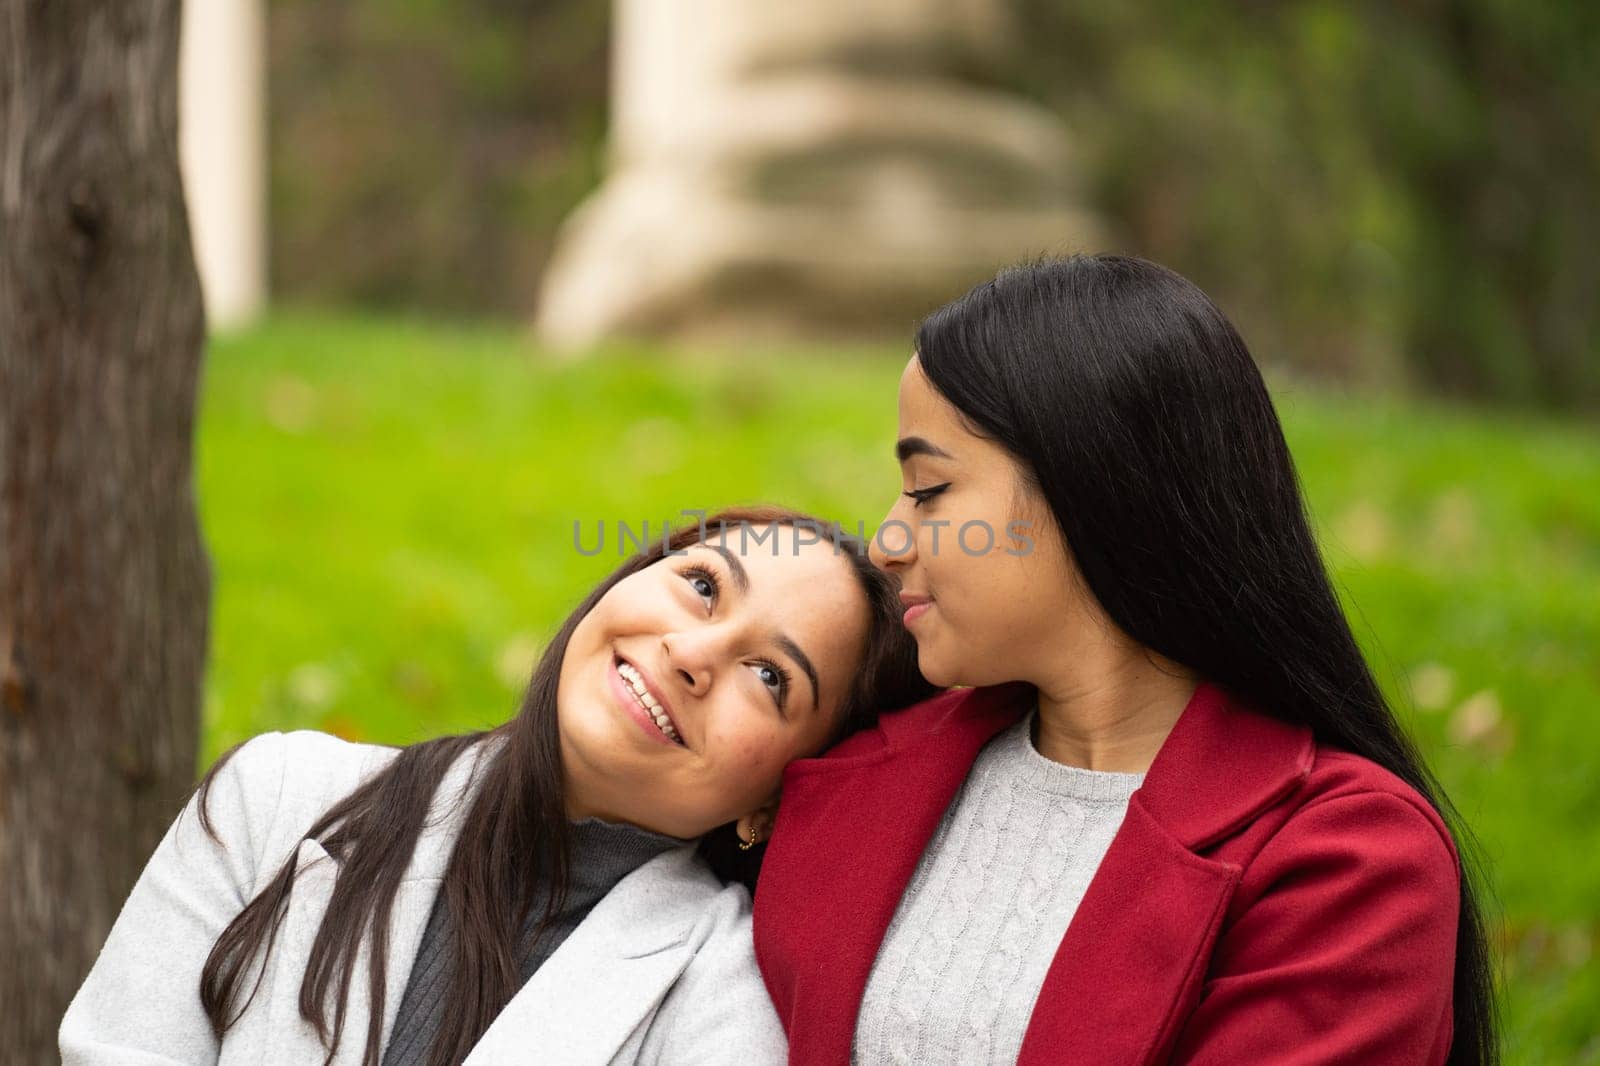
[0,4,210,1062]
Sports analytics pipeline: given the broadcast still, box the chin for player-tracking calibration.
[916,647,963,690]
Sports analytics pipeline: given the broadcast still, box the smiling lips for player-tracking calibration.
[614,657,683,745]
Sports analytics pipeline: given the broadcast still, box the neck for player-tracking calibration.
[1031,649,1199,773]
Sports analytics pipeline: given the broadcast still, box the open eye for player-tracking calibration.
[683,565,721,613]
[751,660,792,710]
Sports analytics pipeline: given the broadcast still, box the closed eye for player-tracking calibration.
[903,482,951,508]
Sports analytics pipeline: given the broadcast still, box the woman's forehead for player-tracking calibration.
[692,532,864,654]
[697,528,856,598]
[697,529,868,707]
[898,357,970,445]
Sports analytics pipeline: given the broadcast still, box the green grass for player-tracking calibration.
[198,310,1599,1063]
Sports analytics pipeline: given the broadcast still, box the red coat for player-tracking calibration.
[753,680,1460,1065]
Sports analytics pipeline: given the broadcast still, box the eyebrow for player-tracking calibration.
[700,542,749,595]
[775,635,820,718]
[693,542,821,715]
[895,436,955,463]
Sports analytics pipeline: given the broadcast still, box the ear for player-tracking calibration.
[734,798,781,846]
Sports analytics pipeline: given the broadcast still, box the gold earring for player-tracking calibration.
[738,822,761,851]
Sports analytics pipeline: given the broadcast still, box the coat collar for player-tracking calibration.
[264,743,717,1066]
[757,679,1314,1065]
[462,847,711,1065]
[1018,682,1313,1062]
[877,679,1313,849]
[1128,679,1315,849]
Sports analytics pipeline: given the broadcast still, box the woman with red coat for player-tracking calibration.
[752,256,1497,1065]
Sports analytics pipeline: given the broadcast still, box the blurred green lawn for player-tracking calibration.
[199,312,1598,1063]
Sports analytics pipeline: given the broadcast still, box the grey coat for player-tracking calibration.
[59,730,786,1065]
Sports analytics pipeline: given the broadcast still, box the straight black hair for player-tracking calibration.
[195,505,934,1066]
[915,254,1498,1065]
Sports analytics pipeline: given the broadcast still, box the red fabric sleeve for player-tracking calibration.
[1170,792,1460,1065]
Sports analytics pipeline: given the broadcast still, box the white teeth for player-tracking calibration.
[618,661,680,742]
[622,666,657,707]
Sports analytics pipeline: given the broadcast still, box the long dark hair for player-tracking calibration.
[915,255,1498,1065]
[195,505,933,1066]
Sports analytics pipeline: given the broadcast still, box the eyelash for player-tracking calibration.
[680,565,793,709]
[903,482,951,508]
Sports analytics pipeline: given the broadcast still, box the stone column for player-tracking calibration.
[179,0,266,331]
[537,0,1100,349]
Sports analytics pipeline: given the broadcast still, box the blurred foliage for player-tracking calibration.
[266,0,1598,410]
[268,0,609,313]
[201,314,1599,1060]
[1010,0,1600,411]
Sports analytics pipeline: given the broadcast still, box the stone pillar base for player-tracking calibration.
[536,6,1103,349]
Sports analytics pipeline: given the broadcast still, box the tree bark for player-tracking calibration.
[0,4,210,1061]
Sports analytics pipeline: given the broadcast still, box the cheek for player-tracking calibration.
[927,544,1038,644]
[986,557,1078,649]
[561,608,601,665]
[710,719,791,788]
[732,729,787,773]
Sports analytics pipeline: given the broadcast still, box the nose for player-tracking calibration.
[660,628,722,698]
[867,497,918,573]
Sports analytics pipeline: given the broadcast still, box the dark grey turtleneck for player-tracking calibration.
[380,816,689,1066]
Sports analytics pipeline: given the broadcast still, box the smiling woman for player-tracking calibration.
[558,530,881,843]
[755,256,1498,1066]
[58,506,934,1066]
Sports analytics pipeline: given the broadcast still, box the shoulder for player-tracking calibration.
[806,682,1031,764]
[1174,744,1462,1061]
[1287,746,1457,863]
[271,728,399,818]
[211,728,396,794]
[807,691,959,762]
[197,729,400,869]
[1233,743,1460,907]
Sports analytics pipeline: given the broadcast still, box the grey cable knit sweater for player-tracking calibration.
[381,815,689,1066]
[852,707,1145,1065]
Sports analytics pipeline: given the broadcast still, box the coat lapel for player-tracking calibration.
[254,744,490,1065]
[1014,798,1239,1063]
[251,745,715,1066]
[1017,681,1314,1064]
[756,683,1034,1064]
[759,680,1315,1066]
[461,846,711,1066]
